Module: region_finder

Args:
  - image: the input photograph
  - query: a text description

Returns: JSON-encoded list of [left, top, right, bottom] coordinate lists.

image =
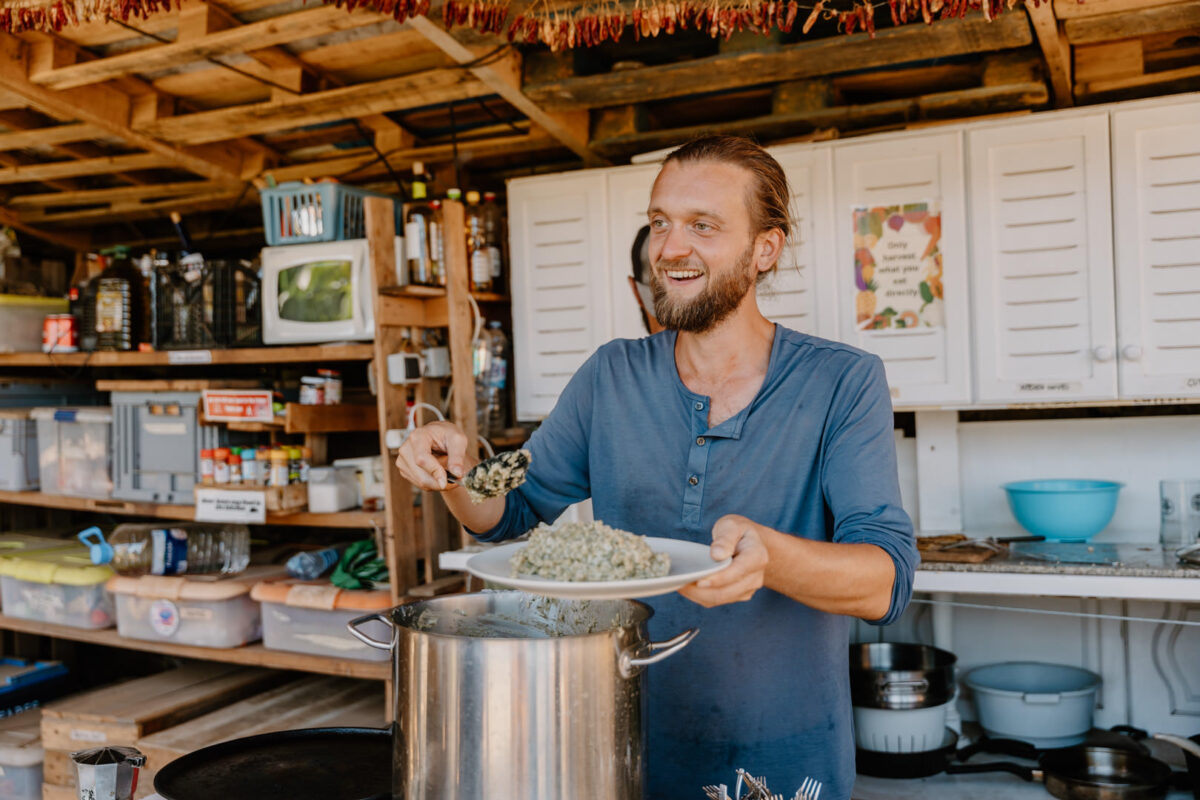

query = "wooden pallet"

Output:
[[39, 663, 284, 752]]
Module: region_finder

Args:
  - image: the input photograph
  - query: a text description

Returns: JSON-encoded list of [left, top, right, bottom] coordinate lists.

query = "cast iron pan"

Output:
[[154, 727, 392, 800]]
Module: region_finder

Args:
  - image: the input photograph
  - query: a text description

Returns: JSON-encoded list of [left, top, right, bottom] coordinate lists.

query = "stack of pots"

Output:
[[850, 643, 957, 755]]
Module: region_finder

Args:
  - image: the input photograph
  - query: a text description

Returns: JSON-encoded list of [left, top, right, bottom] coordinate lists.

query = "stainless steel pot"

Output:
[[348, 590, 697, 800], [850, 642, 957, 709]]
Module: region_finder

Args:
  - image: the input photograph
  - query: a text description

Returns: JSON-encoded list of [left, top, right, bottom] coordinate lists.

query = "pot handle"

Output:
[[346, 613, 395, 652], [879, 679, 929, 695], [945, 762, 1037, 782], [1153, 733, 1200, 762], [1022, 693, 1062, 705], [619, 628, 699, 678]]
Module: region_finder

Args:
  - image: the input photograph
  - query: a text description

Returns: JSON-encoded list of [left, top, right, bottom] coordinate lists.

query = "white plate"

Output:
[[465, 537, 732, 600]]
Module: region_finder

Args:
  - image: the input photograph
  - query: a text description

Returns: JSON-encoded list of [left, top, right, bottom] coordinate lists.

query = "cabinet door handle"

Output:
[[1092, 346, 1114, 362], [1121, 345, 1143, 362]]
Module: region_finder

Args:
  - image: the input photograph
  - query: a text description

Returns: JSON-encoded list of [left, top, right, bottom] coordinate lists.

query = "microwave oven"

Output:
[[260, 237, 404, 345]]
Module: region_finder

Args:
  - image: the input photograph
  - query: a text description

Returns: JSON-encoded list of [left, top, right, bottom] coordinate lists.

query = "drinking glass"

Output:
[[1159, 479, 1200, 548]]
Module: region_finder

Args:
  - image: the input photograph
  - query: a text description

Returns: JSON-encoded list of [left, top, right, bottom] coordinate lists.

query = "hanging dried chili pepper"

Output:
[[801, 0, 822, 33], [862, 1, 874, 37]]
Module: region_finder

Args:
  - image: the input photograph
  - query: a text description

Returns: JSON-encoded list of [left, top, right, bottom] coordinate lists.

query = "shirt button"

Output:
[[696, 437, 705, 446], [694, 402, 704, 410], [688, 475, 699, 486]]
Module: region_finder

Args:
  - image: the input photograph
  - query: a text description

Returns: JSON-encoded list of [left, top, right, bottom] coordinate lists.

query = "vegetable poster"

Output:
[[853, 202, 943, 331]]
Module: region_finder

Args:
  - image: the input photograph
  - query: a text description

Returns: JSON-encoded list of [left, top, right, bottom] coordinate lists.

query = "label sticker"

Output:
[[167, 350, 213, 365], [194, 488, 267, 524], [149, 599, 181, 638]]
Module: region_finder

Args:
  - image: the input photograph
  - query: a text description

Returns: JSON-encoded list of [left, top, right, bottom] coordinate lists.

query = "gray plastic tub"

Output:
[[965, 661, 1101, 749]]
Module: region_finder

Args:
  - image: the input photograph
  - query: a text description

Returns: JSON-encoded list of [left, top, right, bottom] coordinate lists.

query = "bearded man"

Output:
[[395, 134, 917, 800]]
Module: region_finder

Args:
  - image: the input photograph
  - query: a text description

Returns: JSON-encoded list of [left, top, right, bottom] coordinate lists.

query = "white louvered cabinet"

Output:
[[508, 172, 611, 421], [763, 144, 838, 338], [1112, 99, 1200, 399], [833, 130, 972, 407], [967, 114, 1117, 404]]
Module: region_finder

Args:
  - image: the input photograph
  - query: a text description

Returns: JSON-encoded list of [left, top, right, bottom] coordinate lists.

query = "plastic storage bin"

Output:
[[0, 549, 114, 629], [261, 182, 399, 246], [251, 580, 391, 661], [0, 713, 43, 800], [107, 567, 283, 648], [111, 391, 227, 505], [0, 296, 67, 354], [0, 658, 72, 717], [0, 411, 37, 491], [30, 407, 112, 499]]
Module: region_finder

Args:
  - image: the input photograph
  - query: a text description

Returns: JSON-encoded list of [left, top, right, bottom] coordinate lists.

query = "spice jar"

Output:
[[229, 452, 242, 485], [241, 449, 258, 486], [213, 448, 231, 485], [318, 369, 342, 404], [200, 449, 214, 485], [270, 449, 289, 488], [287, 447, 302, 484], [299, 446, 312, 483]]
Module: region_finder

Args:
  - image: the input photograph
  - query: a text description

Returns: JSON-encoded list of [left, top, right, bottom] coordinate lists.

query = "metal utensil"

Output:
[[795, 777, 822, 800], [940, 535, 1045, 553]]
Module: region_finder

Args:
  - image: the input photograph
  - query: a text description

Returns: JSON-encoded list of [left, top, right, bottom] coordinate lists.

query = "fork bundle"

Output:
[[700, 768, 823, 800]]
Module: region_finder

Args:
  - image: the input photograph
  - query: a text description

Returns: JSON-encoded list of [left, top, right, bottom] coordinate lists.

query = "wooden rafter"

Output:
[[139, 68, 492, 145], [1026, 0, 1074, 106], [0, 34, 246, 181], [523, 12, 1033, 111], [0, 150, 81, 192], [1063, 0, 1200, 43], [406, 17, 595, 161], [28, 6, 389, 91], [0, 152, 173, 184], [0, 206, 90, 250], [7, 179, 233, 208], [1053, 0, 1183, 18], [0, 121, 103, 151], [19, 188, 251, 222], [0, 110, 150, 187]]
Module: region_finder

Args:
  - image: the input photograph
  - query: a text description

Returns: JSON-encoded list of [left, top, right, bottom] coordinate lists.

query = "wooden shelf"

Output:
[[285, 403, 379, 434], [380, 285, 509, 303], [0, 490, 386, 529], [0, 614, 390, 680], [0, 344, 375, 368]]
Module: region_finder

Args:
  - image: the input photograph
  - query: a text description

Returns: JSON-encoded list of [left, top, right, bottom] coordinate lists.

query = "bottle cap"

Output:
[[430, 199, 442, 209], [77, 526, 114, 566], [488, 320, 502, 328], [412, 161, 425, 176], [214, 447, 230, 459], [288, 447, 302, 458], [242, 449, 256, 461], [484, 191, 497, 201], [230, 453, 241, 464], [201, 449, 213, 459], [447, 188, 462, 201], [466, 190, 481, 204]]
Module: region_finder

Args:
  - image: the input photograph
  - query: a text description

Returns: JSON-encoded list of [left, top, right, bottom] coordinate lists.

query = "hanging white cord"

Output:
[[407, 401, 445, 430], [910, 596, 1200, 628]]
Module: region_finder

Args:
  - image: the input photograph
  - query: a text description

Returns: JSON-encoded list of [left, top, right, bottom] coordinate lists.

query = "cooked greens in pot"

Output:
[[510, 521, 671, 582]]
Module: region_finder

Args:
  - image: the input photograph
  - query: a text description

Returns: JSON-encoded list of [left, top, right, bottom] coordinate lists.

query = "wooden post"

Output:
[[441, 198, 480, 549], [365, 196, 419, 600]]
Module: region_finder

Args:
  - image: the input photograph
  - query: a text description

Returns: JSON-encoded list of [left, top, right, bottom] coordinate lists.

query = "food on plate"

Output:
[[462, 449, 531, 503], [510, 520, 671, 582]]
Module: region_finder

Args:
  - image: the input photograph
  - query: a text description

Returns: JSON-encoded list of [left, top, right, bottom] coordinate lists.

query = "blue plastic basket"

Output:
[[261, 182, 400, 246]]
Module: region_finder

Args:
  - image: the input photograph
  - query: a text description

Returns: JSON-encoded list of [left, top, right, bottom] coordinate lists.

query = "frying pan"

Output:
[[153, 727, 392, 800], [946, 744, 1175, 800]]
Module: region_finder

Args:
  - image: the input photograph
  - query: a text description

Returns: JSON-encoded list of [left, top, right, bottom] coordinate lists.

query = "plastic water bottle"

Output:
[[79, 524, 250, 576], [286, 547, 341, 580], [482, 321, 509, 438]]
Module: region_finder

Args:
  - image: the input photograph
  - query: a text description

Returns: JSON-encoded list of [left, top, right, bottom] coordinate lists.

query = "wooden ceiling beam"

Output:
[[19, 188, 252, 223], [0, 151, 81, 192], [524, 12, 1032, 111], [8, 179, 236, 208], [1063, 0, 1200, 43], [0, 152, 175, 184], [1053, 0, 1183, 19], [139, 68, 491, 145], [28, 6, 389, 91], [1026, 0, 1074, 107], [0, 122, 105, 151], [405, 17, 597, 162], [0, 34, 246, 182], [0, 206, 90, 250]]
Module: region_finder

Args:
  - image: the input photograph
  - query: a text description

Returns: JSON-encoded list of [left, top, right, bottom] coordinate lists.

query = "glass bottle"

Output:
[[405, 162, 434, 286], [94, 246, 147, 351], [482, 191, 504, 291], [465, 191, 492, 293], [429, 199, 445, 287]]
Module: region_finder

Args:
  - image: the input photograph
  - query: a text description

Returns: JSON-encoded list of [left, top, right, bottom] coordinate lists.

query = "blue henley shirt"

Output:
[[472, 324, 918, 800]]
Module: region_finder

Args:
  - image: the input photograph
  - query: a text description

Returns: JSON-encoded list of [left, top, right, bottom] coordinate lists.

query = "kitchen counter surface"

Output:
[[918, 543, 1200, 578]]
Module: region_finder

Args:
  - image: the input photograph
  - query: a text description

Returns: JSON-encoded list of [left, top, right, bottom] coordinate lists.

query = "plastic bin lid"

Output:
[[0, 548, 113, 586], [0, 712, 43, 767], [250, 579, 392, 611], [106, 565, 288, 602], [0, 295, 67, 309], [29, 406, 113, 423], [0, 533, 81, 556], [0, 657, 69, 691]]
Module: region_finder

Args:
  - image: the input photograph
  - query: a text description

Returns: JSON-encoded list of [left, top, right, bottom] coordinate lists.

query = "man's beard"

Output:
[[651, 244, 756, 333]]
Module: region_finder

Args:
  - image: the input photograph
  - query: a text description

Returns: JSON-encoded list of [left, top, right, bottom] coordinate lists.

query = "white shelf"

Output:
[[853, 772, 1192, 800], [914, 570, 1200, 602]]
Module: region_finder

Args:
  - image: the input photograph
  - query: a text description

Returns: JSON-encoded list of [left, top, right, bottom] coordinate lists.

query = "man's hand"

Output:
[[679, 514, 769, 608], [393, 421, 473, 491]]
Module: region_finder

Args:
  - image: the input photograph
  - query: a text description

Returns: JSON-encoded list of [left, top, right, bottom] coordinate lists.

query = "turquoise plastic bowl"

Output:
[[1002, 479, 1124, 542]]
